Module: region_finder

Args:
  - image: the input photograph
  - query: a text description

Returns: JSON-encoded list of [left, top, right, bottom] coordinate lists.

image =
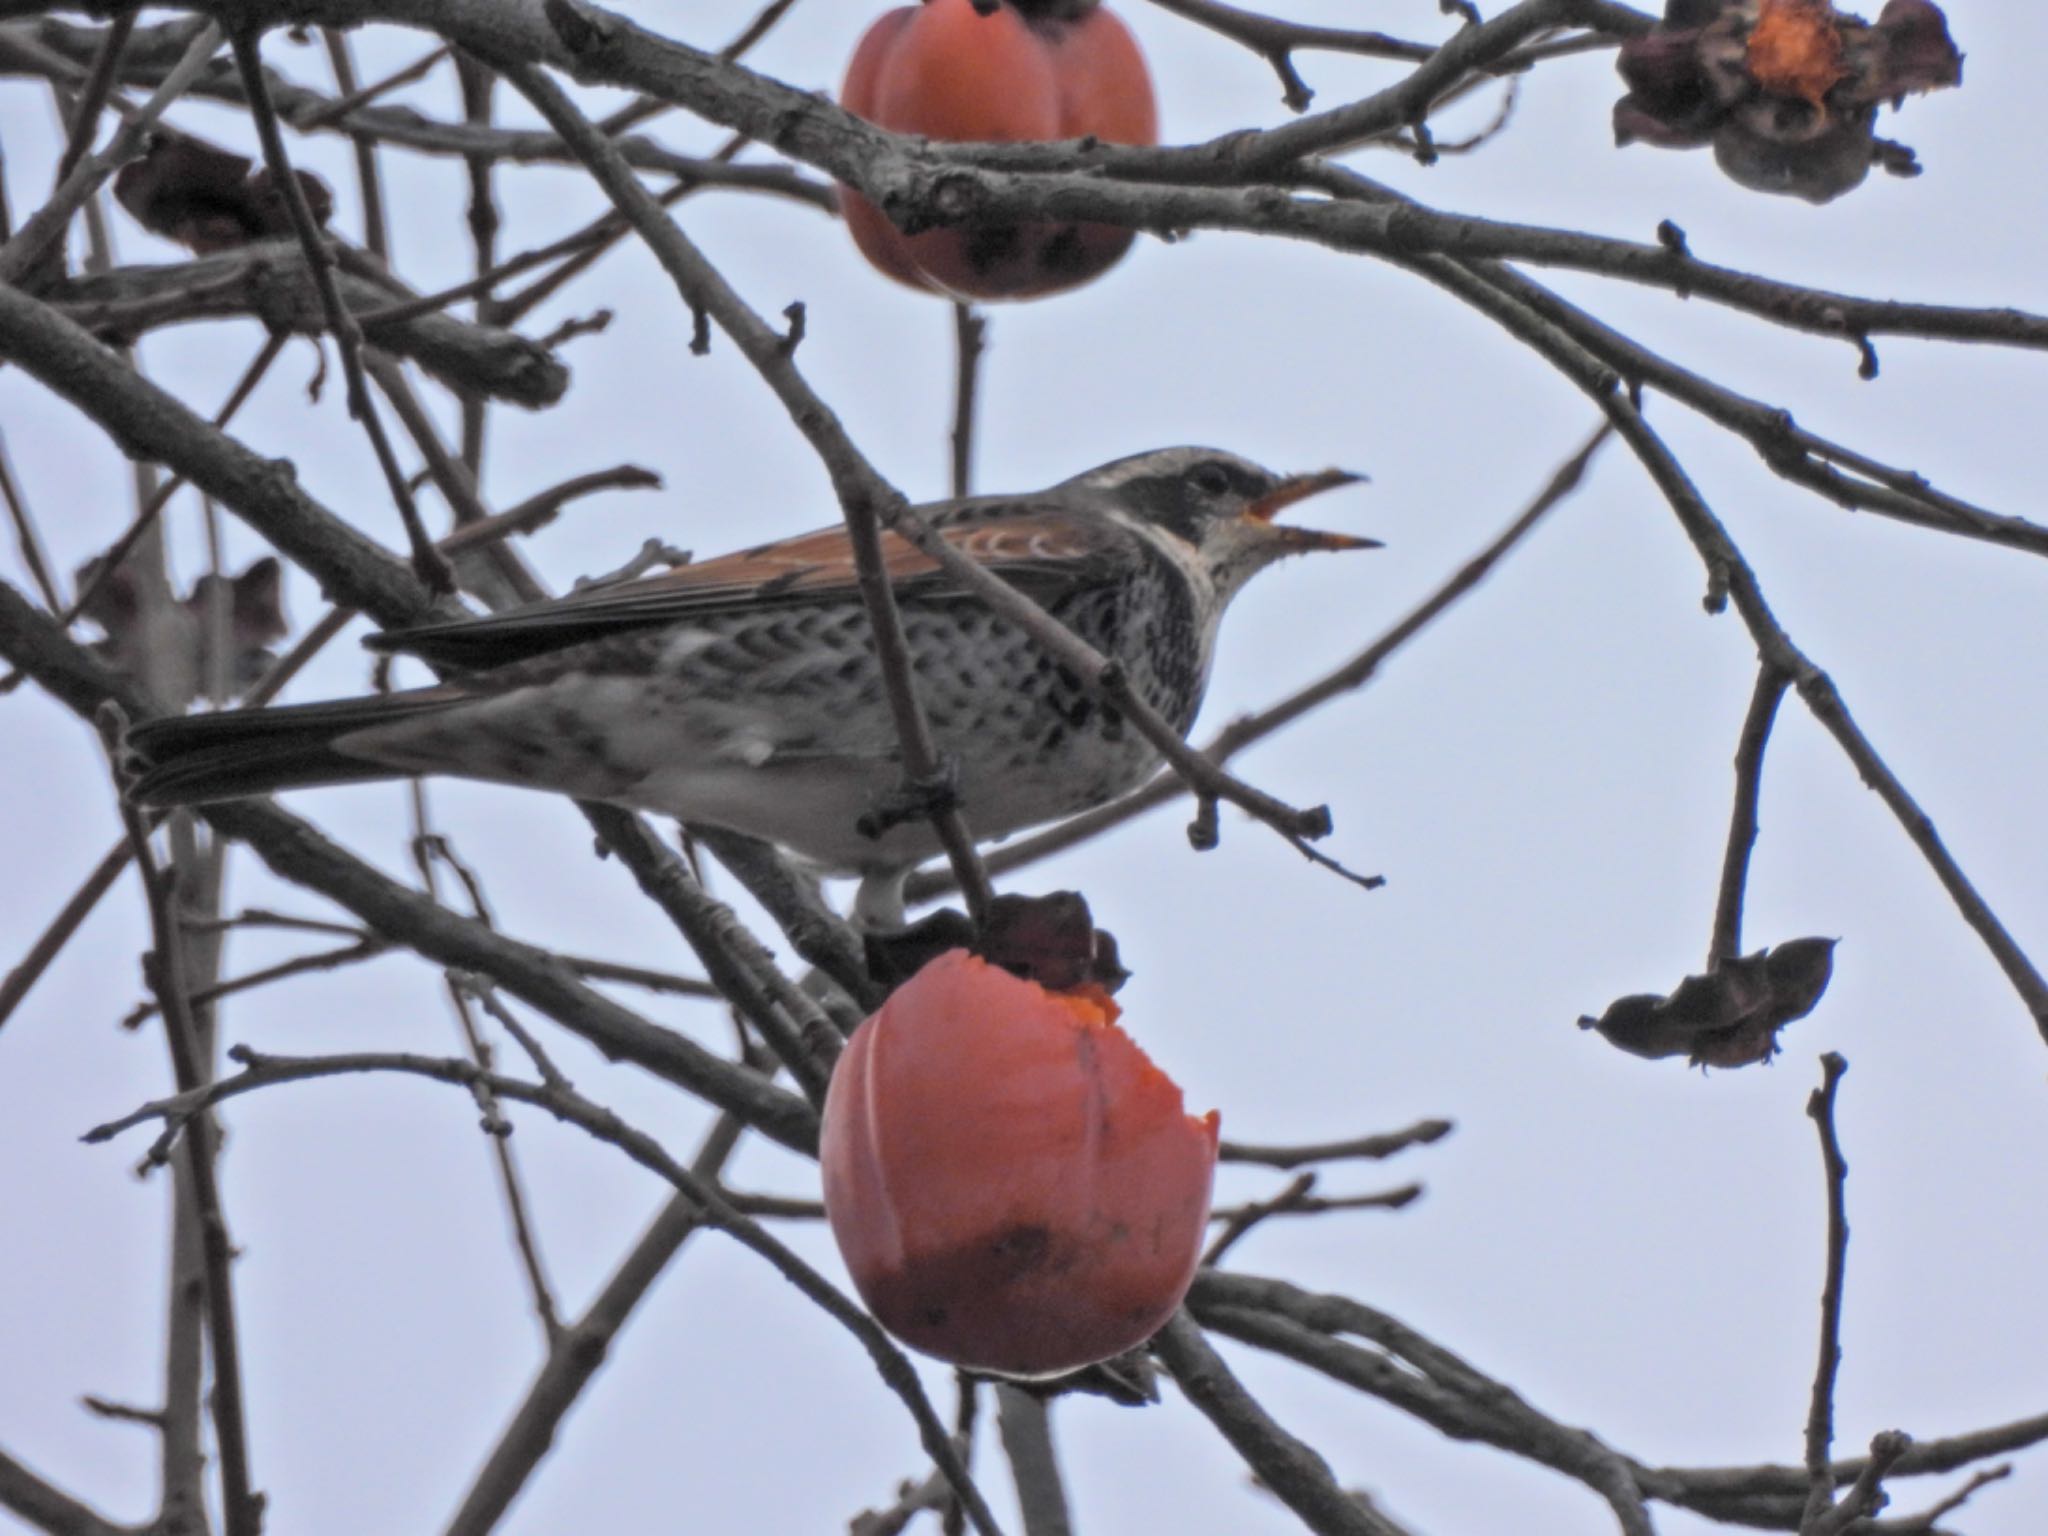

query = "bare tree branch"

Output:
[[1711, 665, 1791, 967], [85, 1040, 1007, 1536], [101, 726, 259, 1536], [1800, 1053, 1854, 1531], [47, 245, 570, 406], [0, 578, 820, 1153], [0, 1443, 135, 1536], [1154, 1311, 1415, 1536]]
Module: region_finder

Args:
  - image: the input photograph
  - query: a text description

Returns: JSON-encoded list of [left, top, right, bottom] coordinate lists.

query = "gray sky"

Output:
[[3, 2, 2045, 1532]]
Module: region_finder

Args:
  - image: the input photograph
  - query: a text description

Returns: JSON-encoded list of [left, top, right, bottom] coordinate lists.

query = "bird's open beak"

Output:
[[1245, 468, 1379, 551]]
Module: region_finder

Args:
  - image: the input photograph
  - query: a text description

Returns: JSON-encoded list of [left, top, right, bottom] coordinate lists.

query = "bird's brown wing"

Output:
[[368, 505, 1134, 672]]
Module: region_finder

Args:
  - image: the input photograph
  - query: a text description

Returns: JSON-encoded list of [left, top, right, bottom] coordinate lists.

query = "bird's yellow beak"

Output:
[[1245, 469, 1378, 551]]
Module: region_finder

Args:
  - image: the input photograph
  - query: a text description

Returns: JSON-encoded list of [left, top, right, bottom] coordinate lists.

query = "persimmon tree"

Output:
[[1, 3, 2044, 1535]]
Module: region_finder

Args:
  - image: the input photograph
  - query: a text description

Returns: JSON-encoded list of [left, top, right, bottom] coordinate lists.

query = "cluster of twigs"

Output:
[[2, 1, 2045, 1534]]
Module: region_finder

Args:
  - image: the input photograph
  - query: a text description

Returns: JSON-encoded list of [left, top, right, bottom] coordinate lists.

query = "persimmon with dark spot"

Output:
[[819, 949, 1218, 1377], [838, 0, 1158, 300]]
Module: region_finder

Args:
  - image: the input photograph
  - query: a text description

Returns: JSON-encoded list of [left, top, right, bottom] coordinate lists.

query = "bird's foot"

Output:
[[855, 758, 962, 841]]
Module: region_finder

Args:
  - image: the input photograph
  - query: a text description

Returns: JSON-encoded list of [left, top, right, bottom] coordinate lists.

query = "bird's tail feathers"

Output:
[[123, 691, 455, 807]]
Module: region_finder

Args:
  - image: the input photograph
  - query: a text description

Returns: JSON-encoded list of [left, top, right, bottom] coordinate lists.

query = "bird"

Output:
[[125, 447, 1374, 877]]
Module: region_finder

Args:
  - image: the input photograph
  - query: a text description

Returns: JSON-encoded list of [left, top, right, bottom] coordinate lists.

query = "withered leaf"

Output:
[[80, 555, 290, 710], [864, 890, 1129, 996], [115, 130, 333, 253], [1613, 0, 1962, 202], [1578, 937, 1838, 1068]]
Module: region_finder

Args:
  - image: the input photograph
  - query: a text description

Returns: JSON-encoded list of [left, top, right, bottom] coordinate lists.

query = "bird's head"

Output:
[[1064, 446, 1376, 598]]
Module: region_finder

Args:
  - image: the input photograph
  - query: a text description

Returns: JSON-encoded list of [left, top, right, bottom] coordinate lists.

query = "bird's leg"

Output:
[[854, 755, 962, 843], [851, 867, 910, 932]]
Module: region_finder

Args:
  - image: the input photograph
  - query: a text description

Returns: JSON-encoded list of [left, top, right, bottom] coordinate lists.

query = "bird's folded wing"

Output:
[[368, 509, 1134, 672]]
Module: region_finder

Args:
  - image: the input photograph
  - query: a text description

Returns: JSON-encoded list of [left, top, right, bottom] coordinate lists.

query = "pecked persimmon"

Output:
[[838, 0, 1158, 300], [819, 949, 1218, 1377]]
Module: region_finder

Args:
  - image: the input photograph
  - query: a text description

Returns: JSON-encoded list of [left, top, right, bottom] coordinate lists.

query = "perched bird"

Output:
[[126, 447, 1373, 875]]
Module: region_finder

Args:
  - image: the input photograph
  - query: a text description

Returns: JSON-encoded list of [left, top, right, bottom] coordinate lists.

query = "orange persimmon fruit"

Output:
[[1747, 0, 1848, 108], [819, 949, 1218, 1376], [838, 0, 1158, 300]]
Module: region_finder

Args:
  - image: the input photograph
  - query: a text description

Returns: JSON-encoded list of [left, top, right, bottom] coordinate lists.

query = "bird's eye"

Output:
[[1190, 463, 1232, 497]]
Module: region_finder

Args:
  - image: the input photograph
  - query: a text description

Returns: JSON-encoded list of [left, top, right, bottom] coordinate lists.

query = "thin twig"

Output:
[[942, 1372, 981, 1536], [949, 302, 984, 500], [239, 457, 642, 715], [59, 330, 286, 634], [363, 348, 545, 604], [0, 20, 221, 285], [42, 248, 568, 407], [1154, 1311, 1413, 1536], [1203, 1172, 1318, 1266], [1211, 1185, 1421, 1225], [1711, 665, 1790, 967], [1190, 1270, 1656, 1536], [0, 837, 135, 1031], [321, 30, 391, 261], [298, 43, 452, 130], [1386, 242, 2048, 1046], [0, 1444, 129, 1536], [1801, 1053, 1853, 1532], [97, 711, 259, 1536], [350, 143, 749, 328], [696, 826, 880, 1011], [1220, 1118, 1453, 1169], [409, 782, 563, 1340], [587, 0, 801, 136], [241, 602, 356, 709], [454, 49, 499, 474], [912, 423, 1609, 900], [123, 936, 390, 1027], [0, 429, 63, 609], [89, 1042, 1006, 1536], [1811, 1430, 1911, 1536], [480, 463, 661, 542], [80, 1394, 167, 1429], [189, 907, 371, 940], [996, 1386, 1072, 1536], [1899, 1463, 2012, 1529], [227, 27, 453, 593], [719, 0, 805, 63], [444, 1110, 752, 1535], [496, 52, 999, 927], [51, 11, 136, 184], [558, 954, 718, 998], [495, 135, 758, 321], [1, 556, 819, 1156], [853, 1459, 961, 1536], [580, 804, 841, 1104], [1143, 0, 1440, 111], [119, 924, 717, 1017]]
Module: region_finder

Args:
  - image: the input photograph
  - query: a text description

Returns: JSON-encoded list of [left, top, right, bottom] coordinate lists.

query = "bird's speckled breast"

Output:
[[343, 540, 1213, 873]]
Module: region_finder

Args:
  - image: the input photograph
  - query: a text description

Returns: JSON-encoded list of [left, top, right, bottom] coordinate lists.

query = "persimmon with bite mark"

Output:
[[819, 949, 1218, 1377], [838, 0, 1158, 300]]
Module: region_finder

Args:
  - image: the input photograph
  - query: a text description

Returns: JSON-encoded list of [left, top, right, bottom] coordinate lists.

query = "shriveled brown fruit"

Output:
[[864, 888, 1127, 994], [115, 130, 333, 253], [1613, 0, 1962, 202], [1578, 937, 1838, 1068]]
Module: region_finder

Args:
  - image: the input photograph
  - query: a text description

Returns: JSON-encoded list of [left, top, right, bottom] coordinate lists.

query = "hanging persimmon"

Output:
[[838, 0, 1158, 300], [819, 949, 1218, 1377]]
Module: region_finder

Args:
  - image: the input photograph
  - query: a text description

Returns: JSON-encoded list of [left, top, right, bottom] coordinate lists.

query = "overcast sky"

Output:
[[3, 2, 2046, 1533]]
